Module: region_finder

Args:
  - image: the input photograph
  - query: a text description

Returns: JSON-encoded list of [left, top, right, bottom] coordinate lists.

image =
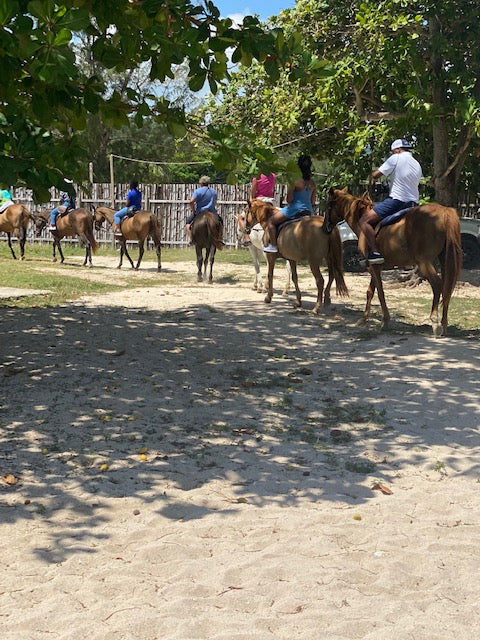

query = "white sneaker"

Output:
[[48, 226, 56, 231], [263, 243, 278, 253]]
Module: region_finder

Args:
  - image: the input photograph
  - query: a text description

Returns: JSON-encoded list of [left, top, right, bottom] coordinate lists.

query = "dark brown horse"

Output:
[[245, 199, 348, 314], [324, 187, 462, 335], [0, 204, 33, 260], [94, 206, 162, 271], [191, 211, 224, 283], [35, 208, 98, 266]]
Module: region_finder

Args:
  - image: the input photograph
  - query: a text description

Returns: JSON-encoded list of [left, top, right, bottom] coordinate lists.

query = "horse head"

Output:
[[93, 207, 106, 231], [34, 212, 48, 237]]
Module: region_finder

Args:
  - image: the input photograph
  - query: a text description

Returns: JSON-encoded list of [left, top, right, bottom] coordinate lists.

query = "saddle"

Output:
[[376, 204, 417, 232], [278, 210, 311, 234]]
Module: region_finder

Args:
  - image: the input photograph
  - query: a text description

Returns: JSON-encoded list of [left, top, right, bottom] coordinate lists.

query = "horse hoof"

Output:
[[264, 296, 272, 304]]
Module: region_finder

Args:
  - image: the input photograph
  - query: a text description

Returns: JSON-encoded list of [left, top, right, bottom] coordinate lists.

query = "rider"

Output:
[[359, 138, 422, 264], [49, 179, 77, 231], [114, 180, 142, 236], [251, 172, 276, 205], [0, 188, 14, 213], [186, 176, 221, 243], [263, 154, 316, 253]]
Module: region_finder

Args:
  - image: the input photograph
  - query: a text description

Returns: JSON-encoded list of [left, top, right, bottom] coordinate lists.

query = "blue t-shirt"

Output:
[[0, 189, 12, 203], [126, 188, 142, 210], [192, 186, 217, 214]]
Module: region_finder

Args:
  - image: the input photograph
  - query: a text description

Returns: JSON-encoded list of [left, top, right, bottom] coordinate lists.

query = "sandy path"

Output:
[[1, 254, 479, 639]]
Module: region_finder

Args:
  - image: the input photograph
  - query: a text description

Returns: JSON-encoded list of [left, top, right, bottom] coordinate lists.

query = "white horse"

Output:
[[236, 211, 291, 294]]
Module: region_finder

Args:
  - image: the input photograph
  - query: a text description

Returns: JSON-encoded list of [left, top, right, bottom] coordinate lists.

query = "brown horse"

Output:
[[35, 208, 98, 267], [191, 211, 224, 283], [324, 187, 462, 335], [245, 199, 348, 313], [94, 207, 162, 272], [0, 204, 33, 260]]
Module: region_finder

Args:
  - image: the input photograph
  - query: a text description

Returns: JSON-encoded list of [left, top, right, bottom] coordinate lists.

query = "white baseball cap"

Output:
[[391, 139, 412, 151]]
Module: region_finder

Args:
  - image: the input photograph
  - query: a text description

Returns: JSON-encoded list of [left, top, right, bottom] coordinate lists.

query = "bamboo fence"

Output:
[[7, 182, 480, 249]]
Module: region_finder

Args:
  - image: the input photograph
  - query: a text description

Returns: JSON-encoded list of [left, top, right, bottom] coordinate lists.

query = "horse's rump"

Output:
[[192, 211, 223, 250]]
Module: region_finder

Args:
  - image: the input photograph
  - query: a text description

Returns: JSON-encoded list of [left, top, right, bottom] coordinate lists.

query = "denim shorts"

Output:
[[373, 197, 417, 219]]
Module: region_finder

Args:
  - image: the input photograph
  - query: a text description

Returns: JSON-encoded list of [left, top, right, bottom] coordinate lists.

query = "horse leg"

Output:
[[417, 260, 443, 336], [155, 241, 162, 272], [249, 245, 261, 291], [309, 262, 325, 314], [323, 265, 334, 307], [117, 242, 125, 269], [122, 243, 135, 269], [19, 227, 26, 260], [135, 240, 145, 270], [6, 233, 16, 260], [54, 239, 65, 264], [196, 247, 203, 281], [289, 260, 302, 308], [208, 247, 216, 283], [264, 253, 276, 304], [283, 260, 291, 297], [366, 266, 390, 329], [359, 273, 377, 325]]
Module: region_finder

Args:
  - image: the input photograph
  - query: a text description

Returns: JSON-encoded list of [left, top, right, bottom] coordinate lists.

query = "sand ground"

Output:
[[1, 254, 479, 639]]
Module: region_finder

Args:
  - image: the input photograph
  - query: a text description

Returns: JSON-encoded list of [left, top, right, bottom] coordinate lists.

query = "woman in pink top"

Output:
[[251, 173, 276, 204]]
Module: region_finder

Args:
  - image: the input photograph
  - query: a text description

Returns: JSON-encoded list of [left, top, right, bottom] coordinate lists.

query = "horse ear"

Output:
[[341, 187, 348, 194]]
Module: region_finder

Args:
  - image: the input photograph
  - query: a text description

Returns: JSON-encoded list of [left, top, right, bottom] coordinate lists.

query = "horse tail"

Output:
[[21, 205, 34, 227], [149, 214, 162, 245], [85, 223, 98, 254], [209, 213, 224, 250], [440, 207, 462, 306], [328, 227, 349, 297]]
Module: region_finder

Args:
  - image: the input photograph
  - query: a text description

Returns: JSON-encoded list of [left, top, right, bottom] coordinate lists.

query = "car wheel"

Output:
[[343, 241, 366, 273], [461, 234, 480, 269]]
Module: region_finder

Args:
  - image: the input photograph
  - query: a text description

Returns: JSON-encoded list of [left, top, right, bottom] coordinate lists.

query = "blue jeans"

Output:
[[50, 207, 60, 226], [114, 206, 135, 224]]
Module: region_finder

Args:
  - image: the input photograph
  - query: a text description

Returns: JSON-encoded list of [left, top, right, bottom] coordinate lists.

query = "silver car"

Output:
[[338, 217, 480, 271]]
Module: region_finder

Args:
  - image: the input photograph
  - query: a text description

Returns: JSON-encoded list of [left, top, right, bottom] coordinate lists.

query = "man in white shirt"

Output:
[[359, 139, 422, 264]]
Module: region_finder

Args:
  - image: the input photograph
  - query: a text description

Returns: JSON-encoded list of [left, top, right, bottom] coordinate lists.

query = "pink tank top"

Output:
[[253, 173, 276, 198]]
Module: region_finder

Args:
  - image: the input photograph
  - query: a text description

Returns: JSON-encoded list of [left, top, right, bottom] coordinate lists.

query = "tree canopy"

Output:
[[206, 0, 480, 204], [0, 0, 317, 200]]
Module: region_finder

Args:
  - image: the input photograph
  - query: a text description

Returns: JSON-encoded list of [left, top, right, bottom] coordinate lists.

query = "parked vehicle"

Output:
[[338, 217, 480, 271]]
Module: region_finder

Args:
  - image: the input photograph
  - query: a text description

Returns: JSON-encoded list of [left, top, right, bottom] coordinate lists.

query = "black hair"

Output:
[[130, 180, 139, 189], [298, 154, 312, 181]]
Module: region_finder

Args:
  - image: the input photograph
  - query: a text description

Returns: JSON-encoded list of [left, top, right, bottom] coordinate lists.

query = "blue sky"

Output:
[[213, 0, 295, 22]]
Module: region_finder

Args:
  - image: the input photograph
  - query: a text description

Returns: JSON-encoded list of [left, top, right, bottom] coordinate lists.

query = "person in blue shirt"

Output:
[[48, 180, 77, 230], [114, 180, 142, 236], [263, 154, 317, 253], [186, 176, 219, 242]]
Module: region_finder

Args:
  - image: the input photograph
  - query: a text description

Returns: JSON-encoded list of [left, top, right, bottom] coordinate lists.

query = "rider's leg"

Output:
[[49, 207, 59, 229], [114, 208, 128, 235], [264, 211, 287, 252], [358, 207, 381, 256]]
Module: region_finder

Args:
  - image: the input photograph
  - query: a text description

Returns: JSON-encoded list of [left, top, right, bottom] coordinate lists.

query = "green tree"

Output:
[[0, 0, 308, 200], [207, 0, 480, 204]]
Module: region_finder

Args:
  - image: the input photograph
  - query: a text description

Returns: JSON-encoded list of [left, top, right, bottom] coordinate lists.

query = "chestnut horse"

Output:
[[35, 208, 98, 267], [323, 187, 462, 336], [236, 210, 291, 295], [245, 199, 348, 314], [94, 207, 162, 272], [0, 204, 33, 260], [191, 211, 224, 283]]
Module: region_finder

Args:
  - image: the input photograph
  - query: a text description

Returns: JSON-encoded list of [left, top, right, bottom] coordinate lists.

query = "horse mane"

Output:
[[248, 199, 276, 226]]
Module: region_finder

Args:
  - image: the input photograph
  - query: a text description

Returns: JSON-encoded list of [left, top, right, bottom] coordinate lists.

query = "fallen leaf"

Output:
[[4, 473, 18, 485], [372, 483, 393, 495], [236, 497, 248, 504], [232, 428, 255, 436]]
